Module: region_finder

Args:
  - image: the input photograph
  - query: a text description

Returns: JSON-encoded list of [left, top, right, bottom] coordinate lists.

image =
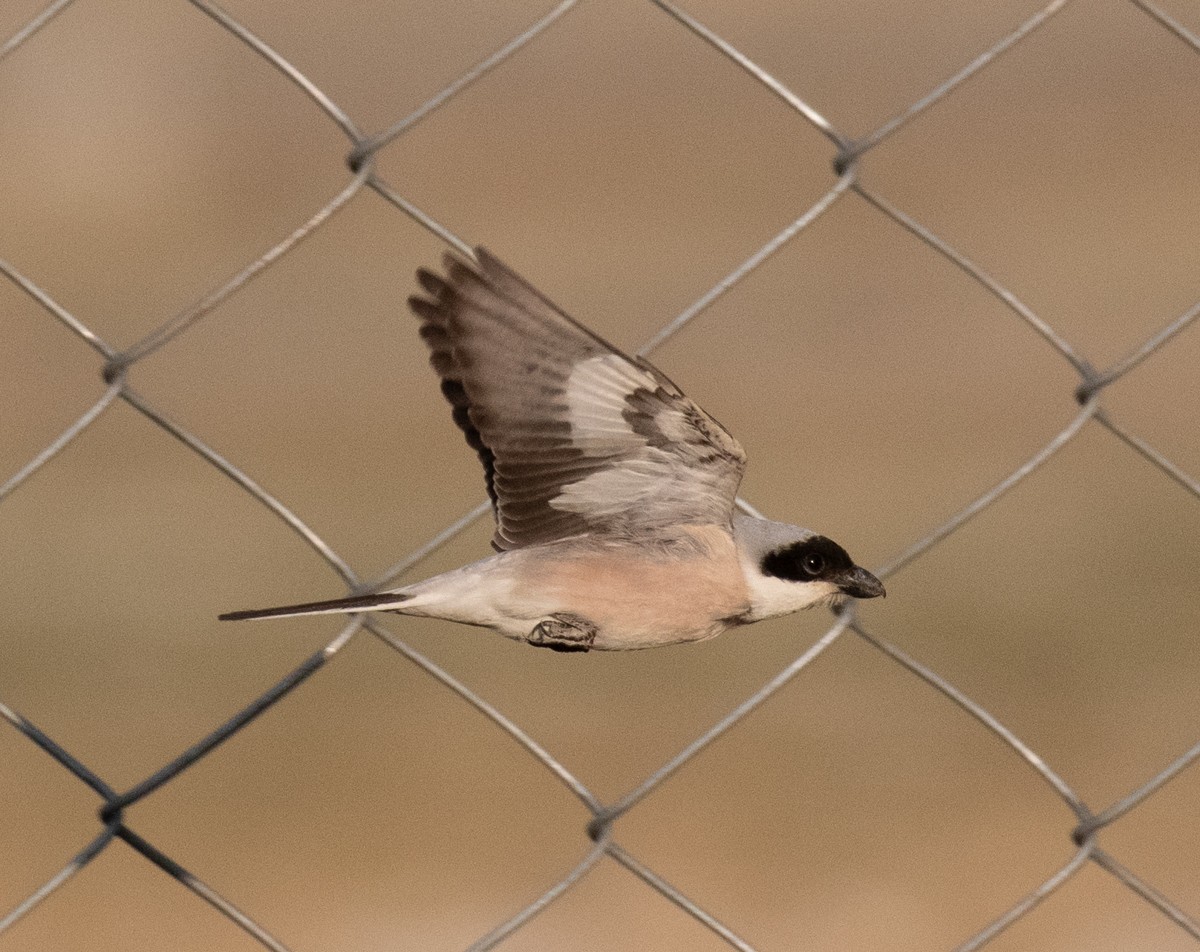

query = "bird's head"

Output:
[[734, 514, 885, 619]]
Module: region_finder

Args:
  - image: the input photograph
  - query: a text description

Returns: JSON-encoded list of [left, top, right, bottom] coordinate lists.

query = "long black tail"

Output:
[[219, 590, 411, 622]]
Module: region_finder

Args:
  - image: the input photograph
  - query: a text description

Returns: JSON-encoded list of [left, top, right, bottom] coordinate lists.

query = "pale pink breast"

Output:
[[535, 527, 749, 648]]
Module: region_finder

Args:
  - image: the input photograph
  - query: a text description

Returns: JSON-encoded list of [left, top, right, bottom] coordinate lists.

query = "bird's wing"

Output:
[[409, 248, 747, 551]]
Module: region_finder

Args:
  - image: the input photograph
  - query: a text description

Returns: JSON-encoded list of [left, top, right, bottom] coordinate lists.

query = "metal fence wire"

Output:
[[2, 0, 1199, 949]]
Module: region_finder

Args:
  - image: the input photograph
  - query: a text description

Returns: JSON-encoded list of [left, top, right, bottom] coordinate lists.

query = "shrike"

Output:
[[221, 249, 884, 651]]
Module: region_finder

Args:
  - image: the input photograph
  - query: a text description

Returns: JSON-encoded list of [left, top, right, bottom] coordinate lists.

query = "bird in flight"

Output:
[[220, 249, 884, 651]]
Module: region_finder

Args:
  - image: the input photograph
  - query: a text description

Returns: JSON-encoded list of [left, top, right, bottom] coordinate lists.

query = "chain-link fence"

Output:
[[2, 0, 1198, 949]]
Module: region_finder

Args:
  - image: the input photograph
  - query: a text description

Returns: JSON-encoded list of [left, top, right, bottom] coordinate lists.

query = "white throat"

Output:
[[732, 512, 838, 620]]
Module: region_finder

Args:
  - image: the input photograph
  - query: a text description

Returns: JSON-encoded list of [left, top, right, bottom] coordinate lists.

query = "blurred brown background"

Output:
[[2, 0, 1198, 950]]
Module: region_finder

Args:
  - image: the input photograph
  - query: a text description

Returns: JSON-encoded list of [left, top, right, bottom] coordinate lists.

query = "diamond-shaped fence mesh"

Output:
[[2, 1, 1198, 950]]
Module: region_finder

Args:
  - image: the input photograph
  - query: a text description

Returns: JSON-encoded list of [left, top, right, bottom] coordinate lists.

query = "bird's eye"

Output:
[[802, 553, 824, 576]]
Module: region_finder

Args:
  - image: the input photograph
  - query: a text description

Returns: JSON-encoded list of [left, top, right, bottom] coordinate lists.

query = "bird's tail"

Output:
[[219, 590, 412, 622]]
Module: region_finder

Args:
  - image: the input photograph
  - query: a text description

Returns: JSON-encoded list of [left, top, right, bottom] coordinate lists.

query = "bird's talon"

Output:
[[529, 612, 597, 652]]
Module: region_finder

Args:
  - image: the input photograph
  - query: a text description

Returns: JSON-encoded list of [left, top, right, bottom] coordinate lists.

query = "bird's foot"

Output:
[[528, 612, 597, 653]]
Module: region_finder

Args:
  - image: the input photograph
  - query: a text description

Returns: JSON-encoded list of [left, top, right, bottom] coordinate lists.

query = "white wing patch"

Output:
[[561, 355, 646, 454], [549, 354, 742, 525], [551, 460, 660, 518], [551, 355, 649, 517]]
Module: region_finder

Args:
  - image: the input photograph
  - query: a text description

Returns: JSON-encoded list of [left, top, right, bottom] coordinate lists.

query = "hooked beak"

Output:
[[836, 565, 886, 600]]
